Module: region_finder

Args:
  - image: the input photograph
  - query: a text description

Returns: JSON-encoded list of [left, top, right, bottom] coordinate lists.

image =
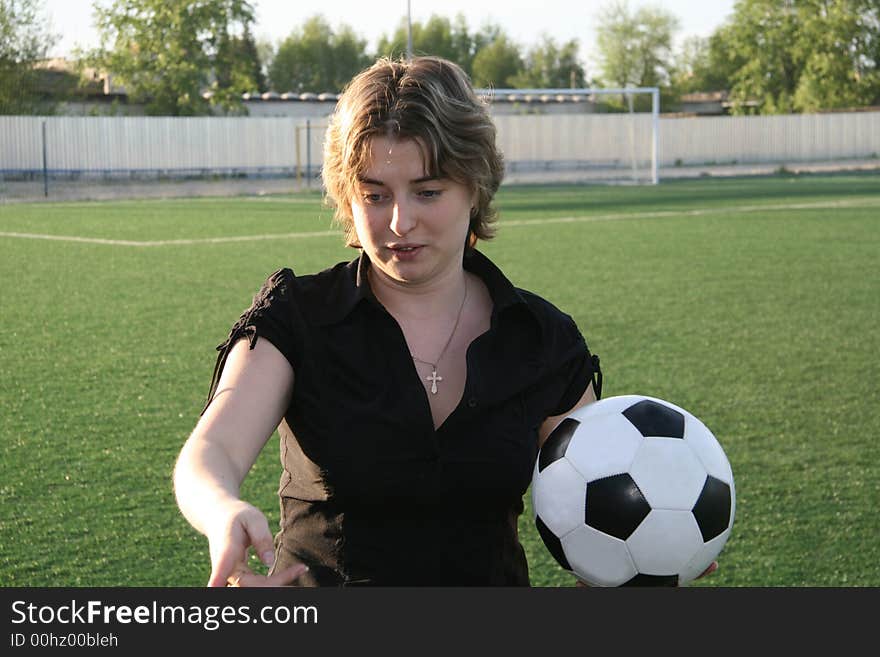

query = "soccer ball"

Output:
[[532, 394, 735, 586]]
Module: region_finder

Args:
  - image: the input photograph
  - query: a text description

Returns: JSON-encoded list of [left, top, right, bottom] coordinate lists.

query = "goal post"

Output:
[[294, 118, 328, 188], [477, 87, 660, 185]]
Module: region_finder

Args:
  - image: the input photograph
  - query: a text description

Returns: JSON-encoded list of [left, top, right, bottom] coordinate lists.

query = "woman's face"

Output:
[[351, 135, 475, 289]]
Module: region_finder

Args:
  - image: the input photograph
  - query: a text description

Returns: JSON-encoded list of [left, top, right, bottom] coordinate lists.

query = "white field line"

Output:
[[20, 195, 325, 209], [1, 197, 877, 247], [0, 229, 338, 246], [503, 197, 880, 228]]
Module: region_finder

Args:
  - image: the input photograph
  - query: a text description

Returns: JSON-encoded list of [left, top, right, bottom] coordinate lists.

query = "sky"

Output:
[[43, 0, 737, 70]]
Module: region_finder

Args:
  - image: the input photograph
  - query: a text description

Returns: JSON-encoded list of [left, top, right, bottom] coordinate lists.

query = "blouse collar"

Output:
[[311, 249, 537, 328]]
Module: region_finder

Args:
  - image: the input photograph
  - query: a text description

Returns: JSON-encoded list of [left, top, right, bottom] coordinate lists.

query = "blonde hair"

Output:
[[322, 56, 505, 247]]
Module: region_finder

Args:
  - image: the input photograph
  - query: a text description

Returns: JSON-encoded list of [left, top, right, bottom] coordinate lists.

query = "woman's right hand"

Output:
[[205, 500, 284, 587], [226, 560, 309, 587]]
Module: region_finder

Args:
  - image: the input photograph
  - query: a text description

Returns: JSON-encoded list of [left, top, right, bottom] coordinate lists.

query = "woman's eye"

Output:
[[362, 192, 385, 203], [418, 189, 441, 199]]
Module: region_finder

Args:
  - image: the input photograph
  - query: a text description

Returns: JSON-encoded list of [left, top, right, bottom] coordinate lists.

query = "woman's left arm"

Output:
[[537, 381, 598, 449]]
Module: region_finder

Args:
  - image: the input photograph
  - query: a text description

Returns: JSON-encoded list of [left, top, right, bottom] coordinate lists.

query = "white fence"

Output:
[[494, 113, 655, 172], [1, 110, 879, 180], [661, 112, 880, 165], [0, 115, 323, 177]]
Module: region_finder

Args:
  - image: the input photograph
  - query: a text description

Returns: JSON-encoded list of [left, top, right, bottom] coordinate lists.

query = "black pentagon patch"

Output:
[[622, 573, 680, 587], [538, 417, 579, 472], [585, 473, 651, 540], [622, 399, 685, 438], [535, 515, 571, 571], [692, 475, 732, 542]]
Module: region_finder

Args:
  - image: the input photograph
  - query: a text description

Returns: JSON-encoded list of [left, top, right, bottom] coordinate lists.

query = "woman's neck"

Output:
[[368, 264, 469, 322]]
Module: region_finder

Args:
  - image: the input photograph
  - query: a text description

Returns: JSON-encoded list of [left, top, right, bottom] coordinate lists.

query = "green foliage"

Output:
[[510, 36, 586, 89], [594, 0, 679, 111], [722, 0, 804, 114], [373, 12, 500, 77], [83, 0, 260, 116], [375, 13, 475, 66], [0, 0, 58, 114], [1, 176, 879, 586], [671, 28, 745, 98], [595, 0, 679, 89], [717, 0, 880, 114], [215, 24, 266, 95], [69, 2, 880, 114], [268, 15, 370, 94], [605, 0, 880, 114], [372, 13, 585, 91], [471, 33, 523, 88]]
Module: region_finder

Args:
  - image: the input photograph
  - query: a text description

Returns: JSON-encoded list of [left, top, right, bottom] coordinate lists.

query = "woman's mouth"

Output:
[[389, 244, 423, 259]]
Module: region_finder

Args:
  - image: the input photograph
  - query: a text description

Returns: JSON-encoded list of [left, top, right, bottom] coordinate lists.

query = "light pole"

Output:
[[407, 0, 413, 59]]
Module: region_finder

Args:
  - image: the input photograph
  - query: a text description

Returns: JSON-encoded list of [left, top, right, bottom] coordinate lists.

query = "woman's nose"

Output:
[[389, 199, 416, 236]]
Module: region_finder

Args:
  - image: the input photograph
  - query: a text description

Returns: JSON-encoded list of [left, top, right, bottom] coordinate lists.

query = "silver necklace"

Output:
[[411, 280, 469, 395]]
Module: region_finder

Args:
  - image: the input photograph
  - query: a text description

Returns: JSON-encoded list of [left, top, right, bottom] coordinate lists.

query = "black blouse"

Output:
[[205, 249, 601, 586]]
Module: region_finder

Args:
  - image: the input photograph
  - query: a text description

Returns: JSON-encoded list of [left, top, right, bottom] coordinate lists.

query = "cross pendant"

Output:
[[426, 368, 443, 395]]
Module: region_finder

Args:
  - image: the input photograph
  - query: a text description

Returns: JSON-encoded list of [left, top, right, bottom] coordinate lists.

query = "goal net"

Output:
[[479, 87, 660, 185]]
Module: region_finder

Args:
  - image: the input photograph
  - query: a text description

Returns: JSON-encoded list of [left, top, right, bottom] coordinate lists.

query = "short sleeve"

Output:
[[201, 268, 305, 414], [542, 312, 603, 418], [548, 337, 602, 417]]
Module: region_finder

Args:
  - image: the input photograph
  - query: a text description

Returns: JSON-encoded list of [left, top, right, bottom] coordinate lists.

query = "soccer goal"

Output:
[[478, 87, 660, 185]]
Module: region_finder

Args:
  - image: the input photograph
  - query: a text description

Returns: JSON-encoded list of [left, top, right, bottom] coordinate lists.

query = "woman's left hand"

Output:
[[698, 561, 718, 579], [575, 561, 718, 587]]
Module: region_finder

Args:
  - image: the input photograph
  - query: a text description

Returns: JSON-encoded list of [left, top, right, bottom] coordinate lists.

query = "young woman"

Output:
[[173, 56, 602, 586]]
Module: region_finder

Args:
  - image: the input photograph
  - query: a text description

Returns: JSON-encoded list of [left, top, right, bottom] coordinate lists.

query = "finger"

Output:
[[695, 561, 719, 580], [267, 563, 309, 586], [225, 561, 254, 588], [241, 515, 276, 568], [231, 563, 309, 588], [208, 549, 245, 588]]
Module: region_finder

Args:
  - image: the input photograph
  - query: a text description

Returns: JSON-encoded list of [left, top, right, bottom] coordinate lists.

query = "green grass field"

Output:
[[1, 173, 878, 587]]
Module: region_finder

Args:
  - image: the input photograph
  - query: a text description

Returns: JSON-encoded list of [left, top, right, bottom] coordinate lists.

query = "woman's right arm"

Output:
[[173, 336, 302, 587]]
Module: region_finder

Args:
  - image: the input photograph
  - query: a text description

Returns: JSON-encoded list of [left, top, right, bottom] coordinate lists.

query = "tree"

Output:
[[85, 0, 259, 116], [718, 0, 803, 114], [268, 15, 369, 93], [449, 14, 480, 74], [471, 33, 523, 88], [216, 24, 266, 94], [374, 16, 585, 90], [718, 0, 880, 114], [374, 13, 517, 77], [0, 0, 58, 114], [671, 26, 745, 97], [254, 36, 275, 91], [376, 14, 463, 64], [594, 0, 679, 108], [511, 35, 586, 89]]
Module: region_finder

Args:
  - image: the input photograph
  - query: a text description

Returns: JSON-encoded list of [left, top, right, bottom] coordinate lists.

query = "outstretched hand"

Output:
[[205, 501, 287, 587]]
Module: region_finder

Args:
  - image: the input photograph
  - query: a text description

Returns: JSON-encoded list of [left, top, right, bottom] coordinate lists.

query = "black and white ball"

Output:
[[532, 395, 735, 586]]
